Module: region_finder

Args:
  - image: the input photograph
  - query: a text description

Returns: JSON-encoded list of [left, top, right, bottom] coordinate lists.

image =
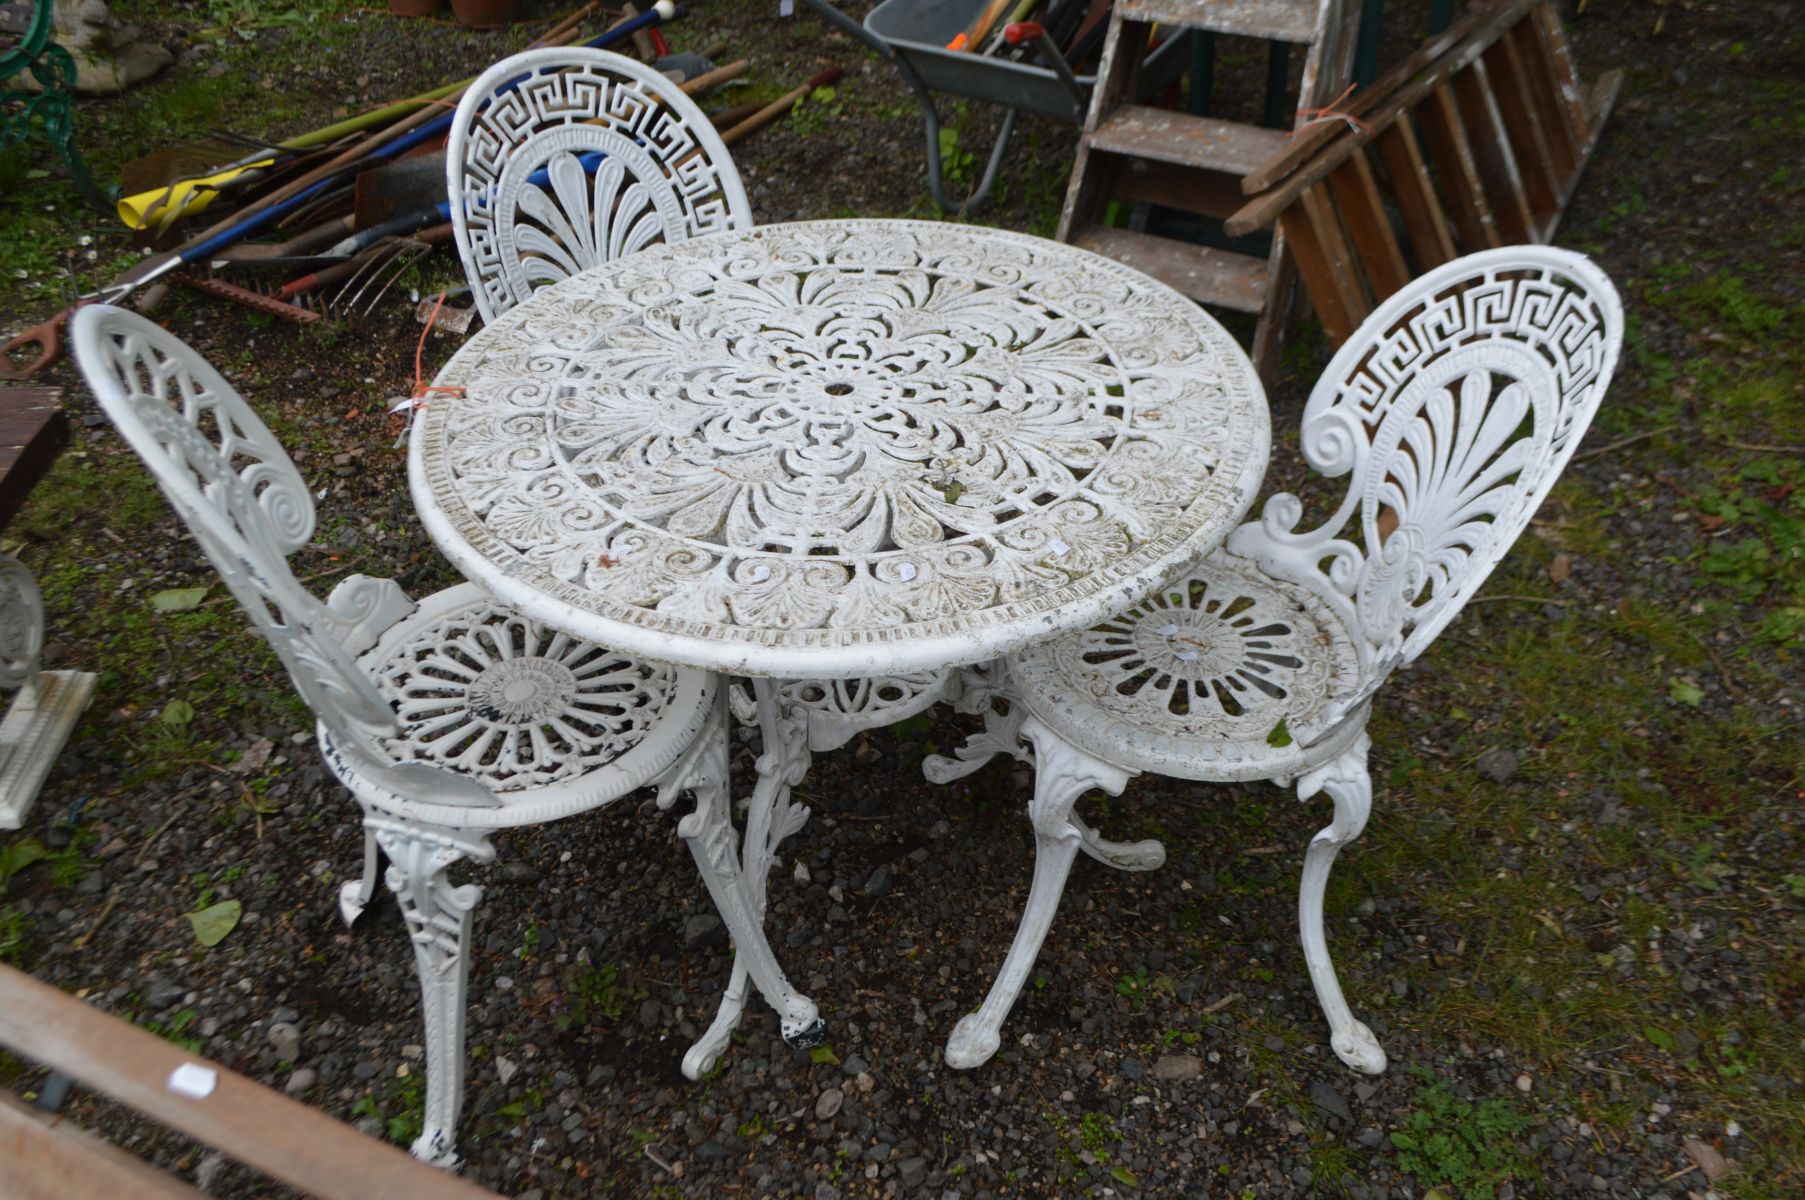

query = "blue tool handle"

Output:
[[177, 4, 675, 269]]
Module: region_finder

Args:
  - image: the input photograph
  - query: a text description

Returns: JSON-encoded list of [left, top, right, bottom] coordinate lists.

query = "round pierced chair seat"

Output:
[[1008, 550, 1367, 783], [320, 584, 716, 828]]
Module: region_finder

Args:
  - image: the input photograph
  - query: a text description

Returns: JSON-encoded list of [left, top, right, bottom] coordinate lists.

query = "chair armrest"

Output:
[[324, 575, 417, 657]]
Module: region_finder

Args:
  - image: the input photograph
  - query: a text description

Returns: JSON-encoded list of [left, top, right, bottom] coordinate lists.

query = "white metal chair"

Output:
[[924, 246, 1624, 1071], [447, 46, 753, 325], [71, 305, 823, 1168]]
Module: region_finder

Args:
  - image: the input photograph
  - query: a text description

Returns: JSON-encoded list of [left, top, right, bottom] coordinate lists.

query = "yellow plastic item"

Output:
[[117, 159, 276, 231]]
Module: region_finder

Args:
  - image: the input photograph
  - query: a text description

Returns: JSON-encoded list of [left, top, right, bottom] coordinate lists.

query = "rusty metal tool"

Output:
[[176, 274, 321, 324]]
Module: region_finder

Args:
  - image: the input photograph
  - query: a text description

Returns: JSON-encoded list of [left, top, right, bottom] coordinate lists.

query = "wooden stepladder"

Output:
[[1224, 0, 1622, 347], [1057, 0, 1358, 380]]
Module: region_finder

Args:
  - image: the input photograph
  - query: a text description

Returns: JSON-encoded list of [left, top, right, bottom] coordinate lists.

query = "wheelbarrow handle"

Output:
[[1005, 22, 1083, 103], [794, 0, 894, 60]]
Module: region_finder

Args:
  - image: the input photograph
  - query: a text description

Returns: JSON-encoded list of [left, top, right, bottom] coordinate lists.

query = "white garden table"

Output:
[[408, 218, 1270, 1073]]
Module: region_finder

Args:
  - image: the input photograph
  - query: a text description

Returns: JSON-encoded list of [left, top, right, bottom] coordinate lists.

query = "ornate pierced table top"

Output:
[[411, 219, 1269, 678]]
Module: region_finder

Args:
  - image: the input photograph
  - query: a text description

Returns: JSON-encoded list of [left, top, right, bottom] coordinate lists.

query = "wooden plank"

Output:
[[0, 1091, 206, 1200], [1085, 15, 1147, 131], [1225, 0, 1543, 235], [1451, 60, 1535, 243], [1250, 237, 1297, 383], [1415, 83, 1499, 250], [1110, 158, 1257, 221], [0, 964, 497, 1200], [1072, 225, 1270, 312], [1542, 68, 1623, 241], [1117, 0, 1318, 44], [1531, 0, 1592, 142], [1485, 35, 1561, 233], [0, 387, 68, 534], [1058, 14, 1146, 242], [1241, 0, 1539, 193], [1280, 209, 1354, 344], [1373, 120, 1457, 269], [1325, 152, 1410, 300], [1506, 16, 1577, 178], [1087, 106, 1292, 176], [1286, 185, 1366, 341]]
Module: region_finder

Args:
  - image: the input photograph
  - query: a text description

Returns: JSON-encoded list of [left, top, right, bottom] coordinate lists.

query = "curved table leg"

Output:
[[683, 678, 825, 1079]]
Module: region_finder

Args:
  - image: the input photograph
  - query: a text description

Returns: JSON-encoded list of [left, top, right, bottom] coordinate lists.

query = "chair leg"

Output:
[[1292, 733, 1387, 1074], [1070, 808, 1166, 872], [921, 662, 1030, 785], [337, 820, 382, 926], [669, 686, 823, 1079], [369, 817, 496, 1168], [946, 716, 1134, 1069]]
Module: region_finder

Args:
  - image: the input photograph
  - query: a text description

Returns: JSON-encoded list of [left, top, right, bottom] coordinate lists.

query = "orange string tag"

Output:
[[1292, 83, 1372, 136]]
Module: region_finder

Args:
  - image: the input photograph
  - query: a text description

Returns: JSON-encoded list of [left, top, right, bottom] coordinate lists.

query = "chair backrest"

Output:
[[70, 306, 408, 780], [448, 46, 753, 325], [1227, 246, 1622, 734]]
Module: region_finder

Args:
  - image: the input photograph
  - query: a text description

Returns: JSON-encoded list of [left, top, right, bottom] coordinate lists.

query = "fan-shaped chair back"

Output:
[[1227, 246, 1622, 731], [448, 46, 753, 324]]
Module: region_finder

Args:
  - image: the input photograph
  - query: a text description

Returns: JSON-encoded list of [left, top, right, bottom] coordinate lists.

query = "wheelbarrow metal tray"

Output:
[[865, 0, 1096, 124]]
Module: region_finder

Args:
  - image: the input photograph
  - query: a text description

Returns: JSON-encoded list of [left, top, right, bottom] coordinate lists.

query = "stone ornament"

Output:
[[926, 247, 1624, 1072], [72, 306, 824, 1168], [416, 218, 1271, 679], [0, 557, 43, 691], [447, 46, 753, 326], [0, 551, 97, 830]]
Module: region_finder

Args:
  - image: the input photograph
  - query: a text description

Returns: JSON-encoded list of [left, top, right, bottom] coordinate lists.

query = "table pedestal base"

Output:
[[684, 677, 826, 1078]]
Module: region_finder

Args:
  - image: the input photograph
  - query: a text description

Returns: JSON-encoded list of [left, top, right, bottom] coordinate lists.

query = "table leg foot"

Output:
[[683, 962, 749, 1080], [782, 1013, 828, 1049]]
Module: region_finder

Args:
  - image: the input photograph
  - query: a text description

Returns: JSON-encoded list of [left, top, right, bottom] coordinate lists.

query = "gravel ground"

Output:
[[2, 2, 1802, 1198]]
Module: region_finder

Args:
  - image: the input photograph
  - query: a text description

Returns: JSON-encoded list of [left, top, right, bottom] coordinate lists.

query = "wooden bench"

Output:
[[0, 386, 96, 830], [0, 964, 498, 1198]]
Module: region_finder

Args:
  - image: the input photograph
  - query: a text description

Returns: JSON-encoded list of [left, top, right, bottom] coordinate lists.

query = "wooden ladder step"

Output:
[[1073, 226, 1270, 312], [1117, 0, 1320, 43], [1087, 106, 1293, 177]]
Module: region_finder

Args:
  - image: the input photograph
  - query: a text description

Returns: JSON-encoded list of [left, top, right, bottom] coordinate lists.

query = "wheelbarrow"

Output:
[[799, 0, 1101, 213]]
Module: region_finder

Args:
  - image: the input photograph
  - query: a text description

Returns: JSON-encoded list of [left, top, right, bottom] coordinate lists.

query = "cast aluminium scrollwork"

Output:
[[415, 219, 1270, 678], [680, 678, 824, 1079], [932, 248, 1624, 1071], [448, 47, 752, 326], [370, 816, 497, 1168]]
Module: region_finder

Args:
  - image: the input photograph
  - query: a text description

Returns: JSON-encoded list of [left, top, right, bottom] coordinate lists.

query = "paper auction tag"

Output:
[[167, 1062, 217, 1099]]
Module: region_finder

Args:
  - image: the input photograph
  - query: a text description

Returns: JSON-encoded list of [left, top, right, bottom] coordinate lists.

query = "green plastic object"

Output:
[[1, 0, 117, 213]]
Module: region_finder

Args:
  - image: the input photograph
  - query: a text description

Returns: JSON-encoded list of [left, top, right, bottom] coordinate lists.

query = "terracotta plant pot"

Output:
[[388, 0, 445, 15], [449, 0, 519, 28]]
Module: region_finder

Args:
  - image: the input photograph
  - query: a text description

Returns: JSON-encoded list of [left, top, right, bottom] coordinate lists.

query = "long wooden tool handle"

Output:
[[679, 58, 749, 96], [720, 67, 843, 146]]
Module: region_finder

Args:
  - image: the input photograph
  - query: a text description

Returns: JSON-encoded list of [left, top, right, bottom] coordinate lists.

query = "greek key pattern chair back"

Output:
[[1226, 246, 1623, 735], [70, 306, 408, 780], [448, 47, 753, 325]]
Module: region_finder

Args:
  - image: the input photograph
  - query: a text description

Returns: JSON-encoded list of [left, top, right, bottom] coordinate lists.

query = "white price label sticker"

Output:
[[167, 1063, 217, 1100]]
